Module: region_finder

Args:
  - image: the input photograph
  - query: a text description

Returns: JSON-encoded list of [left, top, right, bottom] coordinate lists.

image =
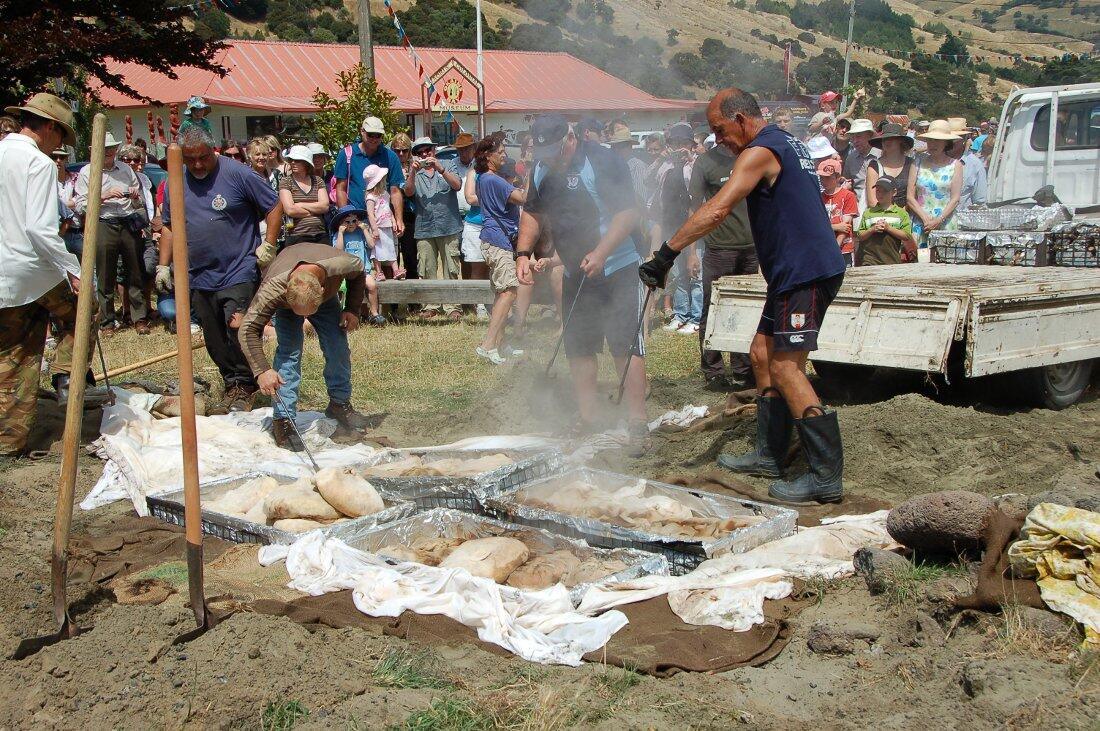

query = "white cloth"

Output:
[[0, 133, 80, 307], [75, 158, 140, 219], [82, 404, 379, 514], [460, 221, 484, 262], [647, 404, 709, 431], [258, 531, 629, 666]]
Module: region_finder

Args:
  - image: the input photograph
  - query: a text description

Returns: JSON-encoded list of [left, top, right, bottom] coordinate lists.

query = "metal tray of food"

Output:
[[146, 472, 416, 545], [484, 467, 797, 574], [985, 231, 1051, 267], [355, 448, 565, 512], [929, 231, 986, 264], [338, 507, 669, 604]]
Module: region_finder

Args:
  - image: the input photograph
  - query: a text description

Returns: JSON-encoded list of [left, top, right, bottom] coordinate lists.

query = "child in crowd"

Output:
[[817, 158, 858, 267], [363, 164, 404, 281], [331, 204, 386, 326], [856, 176, 916, 266]]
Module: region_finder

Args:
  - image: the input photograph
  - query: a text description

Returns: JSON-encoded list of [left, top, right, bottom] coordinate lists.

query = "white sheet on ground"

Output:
[[257, 532, 628, 666], [647, 404, 709, 431], [82, 403, 379, 514], [578, 511, 899, 628]]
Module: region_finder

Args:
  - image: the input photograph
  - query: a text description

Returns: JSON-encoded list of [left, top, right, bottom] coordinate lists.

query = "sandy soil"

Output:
[[0, 367, 1098, 729]]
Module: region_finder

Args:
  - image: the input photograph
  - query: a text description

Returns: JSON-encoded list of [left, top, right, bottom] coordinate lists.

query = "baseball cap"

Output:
[[360, 116, 385, 135], [666, 122, 695, 144], [816, 158, 842, 178], [577, 115, 602, 136], [820, 90, 840, 104], [807, 135, 838, 160], [530, 114, 570, 162], [873, 175, 898, 191]]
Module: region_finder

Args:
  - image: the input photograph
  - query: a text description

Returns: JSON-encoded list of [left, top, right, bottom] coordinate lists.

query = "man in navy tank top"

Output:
[[639, 88, 847, 504]]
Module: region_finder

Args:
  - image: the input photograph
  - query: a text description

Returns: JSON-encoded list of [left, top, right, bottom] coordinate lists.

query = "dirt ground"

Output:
[[0, 324, 1098, 729]]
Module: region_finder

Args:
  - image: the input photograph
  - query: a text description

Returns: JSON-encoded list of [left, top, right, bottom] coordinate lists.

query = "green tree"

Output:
[[194, 8, 232, 40], [306, 64, 403, 151], [935, 34, 969, 65]]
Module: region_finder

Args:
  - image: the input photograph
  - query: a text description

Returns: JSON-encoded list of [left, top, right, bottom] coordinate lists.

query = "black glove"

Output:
[[638, 243, 679, 289]]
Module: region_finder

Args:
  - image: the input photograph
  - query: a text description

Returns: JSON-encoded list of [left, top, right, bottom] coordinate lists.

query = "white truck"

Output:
[[704, 83, 1100, 409]]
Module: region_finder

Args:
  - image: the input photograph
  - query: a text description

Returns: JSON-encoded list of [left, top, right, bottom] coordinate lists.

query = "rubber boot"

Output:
[[768, 408, 844, 504], [716, 393, 792, 479]]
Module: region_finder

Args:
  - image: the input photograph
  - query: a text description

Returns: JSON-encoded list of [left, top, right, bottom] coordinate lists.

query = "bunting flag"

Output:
[[382, 0, 464, 134]]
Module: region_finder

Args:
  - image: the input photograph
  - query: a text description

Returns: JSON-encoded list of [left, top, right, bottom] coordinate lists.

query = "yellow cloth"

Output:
[[1008, 502, 1100, 645]]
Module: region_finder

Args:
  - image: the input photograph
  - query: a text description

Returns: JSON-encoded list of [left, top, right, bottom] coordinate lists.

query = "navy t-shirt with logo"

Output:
[[162, 157, 279, 292], [525, 142, 640, 276], [745, 124, 846, 293]]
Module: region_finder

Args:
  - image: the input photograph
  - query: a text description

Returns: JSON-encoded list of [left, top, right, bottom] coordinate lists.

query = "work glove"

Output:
[[155, 264, 173, 293], [638, 243, 679, 289], [256, 241, 277, 268]]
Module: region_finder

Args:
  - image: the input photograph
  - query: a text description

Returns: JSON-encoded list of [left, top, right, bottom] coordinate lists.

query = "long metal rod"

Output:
[[841, 0, 856, 112], [476, 0, 485, 138], [614, 287, 653, 405], [273, 392, 321, 472], [545, 276, 586, 376]]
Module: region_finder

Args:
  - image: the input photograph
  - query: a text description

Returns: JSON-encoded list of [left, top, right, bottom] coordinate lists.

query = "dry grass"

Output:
[[994, 603, 1081, 662]]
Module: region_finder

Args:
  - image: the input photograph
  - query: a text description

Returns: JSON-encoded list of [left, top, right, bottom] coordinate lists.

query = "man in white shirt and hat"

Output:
[[0, 93, 93, 458], [75, 130, 150, 333], [841, 118, 878, 211]]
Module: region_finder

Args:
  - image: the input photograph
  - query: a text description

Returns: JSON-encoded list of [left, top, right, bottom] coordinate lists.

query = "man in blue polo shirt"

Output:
[[639, 88, 847, 504], [514, 114, 647, 451], [334, 115, 406, 236]]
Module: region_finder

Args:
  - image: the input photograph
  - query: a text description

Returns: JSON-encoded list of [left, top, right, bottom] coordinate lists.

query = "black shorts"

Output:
[[757, 273, 844, 352], [562, 264, 646, 359]]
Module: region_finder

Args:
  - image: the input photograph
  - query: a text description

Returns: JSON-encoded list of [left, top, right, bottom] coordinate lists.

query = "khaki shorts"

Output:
[[481, 243, 519, 293]]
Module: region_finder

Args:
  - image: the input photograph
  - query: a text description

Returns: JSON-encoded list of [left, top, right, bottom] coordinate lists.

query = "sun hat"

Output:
[[848, 118, 874, 135], [307, 142, 328, 157], [4, 92, 77, 146], [806, 135, 838, 160], [608, 125, 633, 145], [816, 158, 842, 178], [452, 132, 476, 149], [530, 114, 570, 161], [285, 144, 314, 164], [362, 163, 388, 190], [918, 119, 961, 141], [103, 132, 122, 148], [704, 133, 716, 149], [870, 122, 914, 151], [360, 116, 385, 135], [947, 117, 969, 134], [332, 204, 368, 228], [410, 136, 435, 153], [50, 148, 69, 159], [184, 96, 209, 115]]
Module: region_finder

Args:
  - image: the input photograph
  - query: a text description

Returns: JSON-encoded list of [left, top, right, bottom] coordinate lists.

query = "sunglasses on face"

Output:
[[415, 148, 434, 157], [224, 150, 243, 159], [362, 132, 383, 139], [121, 157, 142, 163], [394, 148, 410, 154]]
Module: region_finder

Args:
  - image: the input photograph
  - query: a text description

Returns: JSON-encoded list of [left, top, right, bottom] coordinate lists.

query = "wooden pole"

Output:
[[166, 144, 208, 629], [93, 341, 205, 383], [52, 113, 107, 631]]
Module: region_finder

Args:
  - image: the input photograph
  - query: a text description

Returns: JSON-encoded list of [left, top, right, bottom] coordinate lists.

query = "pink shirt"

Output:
[[367, 192, 394, 229]]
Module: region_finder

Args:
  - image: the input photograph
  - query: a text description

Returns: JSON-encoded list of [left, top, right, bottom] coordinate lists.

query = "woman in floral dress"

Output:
[[907, 119, 963, 246]]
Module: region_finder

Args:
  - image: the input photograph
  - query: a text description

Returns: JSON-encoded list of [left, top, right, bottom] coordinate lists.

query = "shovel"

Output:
[[11, 114, 108, 661], [272, 392, 321, 473], [166, 144, 219, 644], [612, 287, 653, 405], [544, 276, 585, 378]]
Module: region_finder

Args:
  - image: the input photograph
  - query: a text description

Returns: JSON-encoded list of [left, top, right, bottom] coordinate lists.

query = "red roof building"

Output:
[[98, 40, 699, 146]]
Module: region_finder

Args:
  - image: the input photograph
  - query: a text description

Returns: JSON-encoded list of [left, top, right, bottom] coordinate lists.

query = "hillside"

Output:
[[216, 0, 1097, 116]]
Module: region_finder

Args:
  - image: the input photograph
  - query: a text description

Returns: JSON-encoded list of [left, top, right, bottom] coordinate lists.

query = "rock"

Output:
[[1009, 606, 1076, 643], [897, 610, 946, 647], [853, 548, 910, 595], [1077, 495, 1100, 513], [886, 490, 994, 554], [920, 575, 974, 608], [1026, 490, 1077, 512], [807, 622, 880, 655]]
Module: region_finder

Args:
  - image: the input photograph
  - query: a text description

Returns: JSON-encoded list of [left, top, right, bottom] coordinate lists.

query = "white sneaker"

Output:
[[501, 345, 525, 358], [678, 322, 700, 334], [476, 346, 506, 365], [663, 318, 685, 332], [475, 304, 489, 320]]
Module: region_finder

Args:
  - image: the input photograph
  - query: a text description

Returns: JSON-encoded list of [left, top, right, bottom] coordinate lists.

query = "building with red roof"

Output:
[[98, 40, 700, 148]]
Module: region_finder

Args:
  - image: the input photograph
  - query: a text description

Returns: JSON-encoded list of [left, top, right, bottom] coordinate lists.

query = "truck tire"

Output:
[[1017, 360, 1094, 410]]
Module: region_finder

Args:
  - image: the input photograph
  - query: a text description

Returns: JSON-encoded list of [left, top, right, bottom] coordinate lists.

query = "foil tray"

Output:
[[337, 507, 670, 604], [146, 472, 416, 545], [485, 468, 798, 574], [356, 448, 565, 513]]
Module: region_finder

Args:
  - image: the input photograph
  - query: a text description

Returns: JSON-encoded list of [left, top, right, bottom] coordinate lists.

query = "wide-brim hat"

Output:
[[452, 132, 476, 149], [285, 144, 313, 164], [807, 134, 838, 160], [363, 164, 388, 190], [848, 118, 875, 135], [870, 122, 914, 150], [307, 142, 328, 156], [918, 119, 961, 141], [332, 204, 368, 228], [5, 92, 76, 146], [608, 126, 633, 145], [103, 132, 122, 148], [410, 136, 435, 153], [947, 117, 969, 133], [185, 95, 209, 114]]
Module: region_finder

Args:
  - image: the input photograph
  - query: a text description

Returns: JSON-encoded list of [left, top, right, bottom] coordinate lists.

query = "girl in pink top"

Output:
[[364, 164, 404, 280]]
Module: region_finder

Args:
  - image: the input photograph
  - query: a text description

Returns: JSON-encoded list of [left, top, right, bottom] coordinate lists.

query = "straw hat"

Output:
[[918, 120, 961, 141], [947, 117, 969, 133], [4, 92, 76, 146], [607, 125, 633, 145]]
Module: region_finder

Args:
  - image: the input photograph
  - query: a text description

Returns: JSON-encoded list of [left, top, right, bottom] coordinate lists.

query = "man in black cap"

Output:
[[638, 88, 847, 504], [514, 114, 647, 448]]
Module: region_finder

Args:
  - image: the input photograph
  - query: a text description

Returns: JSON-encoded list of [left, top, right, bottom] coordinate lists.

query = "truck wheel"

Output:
[[1018, 360, 1094, 409]]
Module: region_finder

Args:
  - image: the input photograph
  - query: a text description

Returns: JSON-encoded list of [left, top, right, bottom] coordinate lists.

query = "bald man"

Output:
[[639, 88, 847, 504]]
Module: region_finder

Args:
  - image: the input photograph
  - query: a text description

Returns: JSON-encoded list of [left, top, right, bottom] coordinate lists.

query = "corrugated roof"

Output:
[[96, 40, 699, 113]]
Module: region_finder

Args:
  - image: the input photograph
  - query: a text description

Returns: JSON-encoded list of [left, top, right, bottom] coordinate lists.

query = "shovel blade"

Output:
[[10, 619, 84, 661]]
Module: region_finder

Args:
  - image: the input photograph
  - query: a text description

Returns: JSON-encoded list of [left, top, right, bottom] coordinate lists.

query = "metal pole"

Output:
[[476, 0, 485, 138], [841, 0, 855, 112], [359, 0, 375, 79]]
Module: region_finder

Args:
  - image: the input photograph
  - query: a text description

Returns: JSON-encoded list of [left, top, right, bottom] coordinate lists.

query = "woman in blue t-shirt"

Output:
[[472, 136, 527, 364]]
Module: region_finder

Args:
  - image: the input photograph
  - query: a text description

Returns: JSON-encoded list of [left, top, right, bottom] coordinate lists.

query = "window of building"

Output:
[[245, 115, 309, 143], [430, 121, 457, 146], [1030, 101, 1100, 151]]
